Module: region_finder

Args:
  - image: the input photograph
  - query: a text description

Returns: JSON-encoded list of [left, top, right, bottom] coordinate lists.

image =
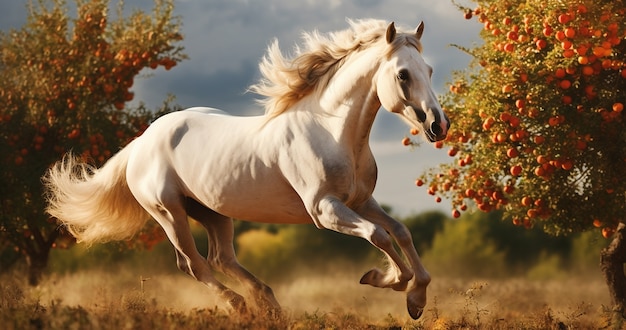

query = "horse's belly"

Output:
[[218, 195, 312, 224], [188, 175, 313, 224]]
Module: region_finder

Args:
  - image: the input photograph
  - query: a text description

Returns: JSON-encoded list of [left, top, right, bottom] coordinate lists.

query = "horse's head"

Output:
[[376, 22, 449, 142]]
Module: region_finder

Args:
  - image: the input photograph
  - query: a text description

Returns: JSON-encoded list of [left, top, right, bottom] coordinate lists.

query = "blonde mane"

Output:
[[249, 19, 423, 118]]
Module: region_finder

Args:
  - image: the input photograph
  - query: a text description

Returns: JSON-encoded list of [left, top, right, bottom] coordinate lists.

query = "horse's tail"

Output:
[[43, 141, 149, 244]]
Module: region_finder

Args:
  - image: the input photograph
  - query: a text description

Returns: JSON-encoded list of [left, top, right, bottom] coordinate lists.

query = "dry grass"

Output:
[[0, 266, 620, 329]]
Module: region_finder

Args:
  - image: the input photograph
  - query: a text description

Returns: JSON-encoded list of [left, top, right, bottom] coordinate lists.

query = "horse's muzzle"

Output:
[[427, 115, 449, 142]]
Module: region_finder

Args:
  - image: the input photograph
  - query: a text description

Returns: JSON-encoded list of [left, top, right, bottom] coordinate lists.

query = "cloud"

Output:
[[135, 59, 261, 114]]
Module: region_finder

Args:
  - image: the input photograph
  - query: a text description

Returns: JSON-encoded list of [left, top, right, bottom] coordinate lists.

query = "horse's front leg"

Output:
[[355, 198, 431, 320], [310, 196, 423, 318]]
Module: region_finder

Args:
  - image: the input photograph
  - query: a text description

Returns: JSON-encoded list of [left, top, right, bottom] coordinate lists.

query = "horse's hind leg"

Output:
[[186, 198, 281, 315], [140, 195, 247, 313]]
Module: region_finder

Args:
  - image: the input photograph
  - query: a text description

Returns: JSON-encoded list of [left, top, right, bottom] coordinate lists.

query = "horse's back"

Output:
[[184, 107, 230, 116]]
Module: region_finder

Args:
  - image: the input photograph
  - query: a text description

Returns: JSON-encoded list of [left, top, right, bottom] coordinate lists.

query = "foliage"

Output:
[[421, 210, 604, 278], [234, 209, 446, 280], [424, 212, 508, 277], [0, 0, 186, 284], [479, 211, 571, 266], [402, 210, 446, 252], [570, 229, 609, 273], [236, 224, 375, 280], [231, 210, 597, 280], [417, 0, 626, 236], [47, 235, 178, 274]]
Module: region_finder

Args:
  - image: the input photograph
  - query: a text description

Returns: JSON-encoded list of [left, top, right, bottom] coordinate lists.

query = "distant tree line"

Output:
[[41, 208, 607, 282]]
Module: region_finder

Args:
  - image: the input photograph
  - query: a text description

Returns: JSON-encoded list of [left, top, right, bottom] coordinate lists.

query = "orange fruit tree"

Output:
[[416, 0, 626, 313], [0, 0, 185, 284]]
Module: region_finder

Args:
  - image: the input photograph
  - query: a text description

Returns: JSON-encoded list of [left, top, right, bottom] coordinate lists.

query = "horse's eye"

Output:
[[397, 69, 409, 82]]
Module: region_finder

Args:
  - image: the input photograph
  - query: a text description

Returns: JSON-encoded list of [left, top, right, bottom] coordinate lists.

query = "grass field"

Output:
[[1, 265, 620, 329]]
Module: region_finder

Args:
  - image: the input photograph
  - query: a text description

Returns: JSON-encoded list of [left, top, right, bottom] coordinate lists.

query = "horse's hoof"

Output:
[[407, 295, 424, 320], [407, 304, 423, 320], [359, 268, 383, 286]]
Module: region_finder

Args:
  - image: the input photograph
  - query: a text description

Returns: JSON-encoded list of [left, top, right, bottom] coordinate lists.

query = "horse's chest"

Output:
[[322, 155, 376, 204]]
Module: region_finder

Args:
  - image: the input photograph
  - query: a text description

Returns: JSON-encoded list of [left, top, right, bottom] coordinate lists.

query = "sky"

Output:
[[0, 0, 483, 217]]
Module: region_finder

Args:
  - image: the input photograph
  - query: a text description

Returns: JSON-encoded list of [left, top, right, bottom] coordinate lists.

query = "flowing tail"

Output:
[[43, 141, 149, 244]]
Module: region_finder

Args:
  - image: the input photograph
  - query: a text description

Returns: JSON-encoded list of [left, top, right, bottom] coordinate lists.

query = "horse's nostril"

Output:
[[430, 121, 442, 136]]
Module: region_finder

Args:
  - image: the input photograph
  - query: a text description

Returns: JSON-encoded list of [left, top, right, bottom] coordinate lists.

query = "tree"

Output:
[[415, 0, 626, 315], [0, 0, 185, 285]]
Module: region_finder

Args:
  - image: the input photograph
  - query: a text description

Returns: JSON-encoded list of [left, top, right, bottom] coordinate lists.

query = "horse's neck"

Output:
[[315, 49, 382, 149]]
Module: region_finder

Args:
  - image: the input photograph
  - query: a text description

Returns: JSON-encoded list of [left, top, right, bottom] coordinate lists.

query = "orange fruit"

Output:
[[558, 14, 571, 24], [581, 66, 594, 76], [602, 227, 615, 239], [510, 165, 522, 176]]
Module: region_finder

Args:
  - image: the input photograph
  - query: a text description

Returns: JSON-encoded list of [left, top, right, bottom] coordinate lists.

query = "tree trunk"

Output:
[[22, 226, 58, 286], [26, 252, 50, 286], [601, 222, 626, 317]]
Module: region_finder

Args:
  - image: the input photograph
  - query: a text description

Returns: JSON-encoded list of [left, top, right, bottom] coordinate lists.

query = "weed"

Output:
[[427, 295, 440, 321], [598, 304, 626, 330], [449, 281, 491, 327], [0, 279, 24, 309], [122, 289, 150, 312]]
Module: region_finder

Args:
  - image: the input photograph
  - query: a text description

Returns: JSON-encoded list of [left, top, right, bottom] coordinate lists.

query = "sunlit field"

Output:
[[1, 264, 616, 329], [2, 215, 618, 329]]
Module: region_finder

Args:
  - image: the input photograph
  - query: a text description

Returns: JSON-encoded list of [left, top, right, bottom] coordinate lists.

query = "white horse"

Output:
[[43, 19, 449, 319]]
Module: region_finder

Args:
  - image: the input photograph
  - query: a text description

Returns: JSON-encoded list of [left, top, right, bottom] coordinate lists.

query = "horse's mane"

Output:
[[249, 18, 422, 118]]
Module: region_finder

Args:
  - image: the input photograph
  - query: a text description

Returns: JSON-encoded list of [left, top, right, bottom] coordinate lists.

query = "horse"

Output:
[[43, 18, 449, 319]]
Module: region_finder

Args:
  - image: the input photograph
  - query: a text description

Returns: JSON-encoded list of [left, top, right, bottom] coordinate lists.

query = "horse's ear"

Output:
[[386, 22, 396, 44], [415, 21, 425, 40]]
